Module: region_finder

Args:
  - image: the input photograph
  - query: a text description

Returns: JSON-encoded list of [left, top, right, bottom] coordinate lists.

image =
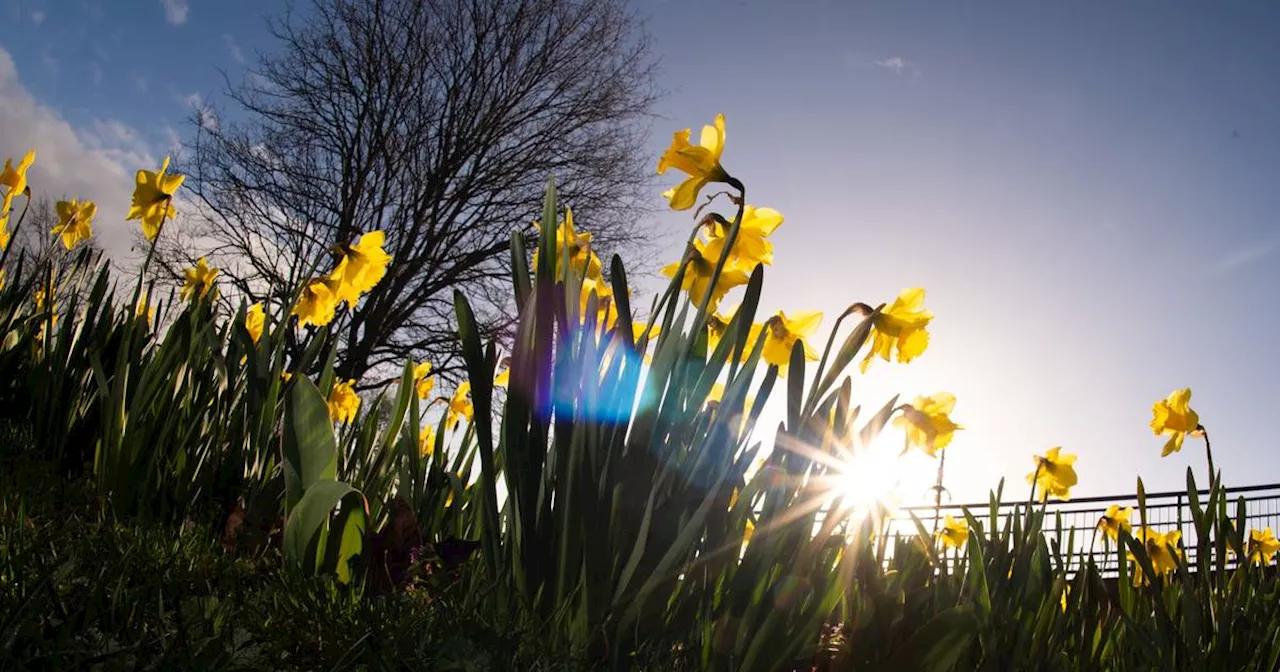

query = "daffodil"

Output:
[[937, 514, 969, 549], [128, 156, 184, 242], [661, 238, 750, 313], [333, 230, 392, 306], [742, 518, 755, 547], [51, 199, 95, 250], [1097, 505, 1133, 542], [0, 269, 7, 292], [1129, 527, 1182, 584], [1027, 447, 1077, 502], [703, 205, 783, 268], [447, 382, 473, 430], [0, 150, 35, 204], [494, 366, 510, 388], [180, 257, 219, 301], [419, 425, 438, 458], [136, 291, 155, 325], [0, 214, 9, 251], [657, 114, 730, 210], [745, 310, 821, 376], [1151, 388, 1200, 457], [244, 303, 265, 344], [532, 209, 603, 280], [1249, 528, 1280, 566], [579, 276, 620, 333], [293, 277, 340, 328], [895, 393, 963, 457], [861, 288, 932, 373], [705, 308, 735, 353], [327, 379, 360, 424], [414, 362, 435, 400], [632, 321, 661, 345]]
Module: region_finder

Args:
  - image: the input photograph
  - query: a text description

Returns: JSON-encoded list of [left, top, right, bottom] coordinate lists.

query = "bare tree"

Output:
[[171, 0, 659, 384]]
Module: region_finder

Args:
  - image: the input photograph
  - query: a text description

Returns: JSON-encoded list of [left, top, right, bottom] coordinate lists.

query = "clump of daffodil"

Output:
[[532, 209, 603, 279], [414, 362, 436, 400], [128, 156, 184, 242], [51, 199, 96, 250], [661, 237, 750, 313], [657, 114, 730, 210], [861, 288, 932, 372], [447, 382, 473, 430], [1129, 527, 1182, 585], [327, 379, 360, 424], [180, 257, 219, 301], [745, 310, 821, 377], [1151, 387, 1200, 457], [244, 303, 265, 344], [703, 205, 783, 268], [1097, 504, 1133, 542], [1027, 447, 1077, 502], [1, 150, 35, 210], [895, 393, 962, 457], [1248, 528, 1280, 566], [332, 230, 392, 306], [936, 514, 969, 550], [419, 425, 438, 458]]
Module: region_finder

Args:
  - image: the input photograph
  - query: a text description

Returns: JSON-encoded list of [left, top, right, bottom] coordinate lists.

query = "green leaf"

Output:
[[284, 480, 361, 572], [889, 605, 978, 671], [284, 376, 338, 511]]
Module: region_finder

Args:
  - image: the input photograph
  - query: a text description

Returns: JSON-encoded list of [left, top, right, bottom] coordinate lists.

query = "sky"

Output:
[[3, 0, 1280, 505]]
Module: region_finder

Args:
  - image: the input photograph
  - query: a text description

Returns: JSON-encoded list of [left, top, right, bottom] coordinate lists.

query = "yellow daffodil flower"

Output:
[[51, 199, 96, 250], [333, 230, 392, 306], [1027, 447, 1078, 502], [703, 205, 783, 268], [580, 276, 619, 333], [1097, 505, 1133, 542], [657, 114, 730, 210], [281, 371, 293, 383], [1129, 527, 1182, 585], [745, 310, 821, 377], [414, 361, 435, 400], [861, 288, 932, 372], [1248, 528, 1280, 566], [447, 381, 473, 430], [894, 392, 963, 457], [136, 290, 155, 325], [661, 238, 750, 313], [532, 209, 603, 280], [0, 150, 35, 203], [1060, 585, 1070, 612], [128, 156, 184, 242], [494, 366, 510, 388], [0, 269, 7, 292], [327, 378, 360, 424], [180, 257, 219, 301], [632, 321, 660, 345], [0, 214, 9, 251], [244, 303, 265, 344], [705, 308, 736, 353], [742, 518, 755, 547], [294, 277, 340, 328], [419, 425, 438, 458], [1150, 388, 1200, 457], [937, 514, 969, 550]]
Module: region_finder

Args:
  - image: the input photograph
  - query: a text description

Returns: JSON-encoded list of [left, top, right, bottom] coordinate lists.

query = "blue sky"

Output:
[[2, 0, 1279, 504]]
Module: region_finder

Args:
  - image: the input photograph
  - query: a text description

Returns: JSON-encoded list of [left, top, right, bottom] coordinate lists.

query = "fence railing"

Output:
[[875, 483, 1280, 575]]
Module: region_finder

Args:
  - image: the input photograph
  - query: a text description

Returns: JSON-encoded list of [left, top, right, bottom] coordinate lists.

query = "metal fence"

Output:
[[878, 483, 1280, 575]]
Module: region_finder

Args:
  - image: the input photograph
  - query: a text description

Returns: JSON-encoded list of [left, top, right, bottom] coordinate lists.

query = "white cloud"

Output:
[[223, 33, 245, 64], [182, 91, 202, 109], [29, 9, 44, 24], [874, 56, 918, 75], [161, 0, 188, 26], [0, 45, 156, 261]]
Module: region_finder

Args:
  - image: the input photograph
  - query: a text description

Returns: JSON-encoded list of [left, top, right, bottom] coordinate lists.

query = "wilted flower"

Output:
[[661, 238, 750, 313], [447, 382, 473, 430], [244, 303, 265, 344], [1151, 388, 1200, 457], [414, 361, 435, 400], [1027, 447, 1077, 502], [1248, 528, 1280, 566], [937, 514, 969, 549], [895, 393, 963, 457], [51, 199, 96, 250], [657, 114, 730, 210], [1129, 527, 1183, 584], [861, 288, 932, 372], [1097, 505, 1133, 542], [747, 310, 821, 377], [128, 156, 184, 242], [180, 257, 219, 301], [294, 278, 339, 328], [327, 379, 360, 424]]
